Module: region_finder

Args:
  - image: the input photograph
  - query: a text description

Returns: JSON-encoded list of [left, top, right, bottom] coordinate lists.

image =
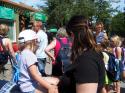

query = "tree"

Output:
[[94, 0, 112, 25], [43, 0, 73, 28], [39, 0, 116, 30], [111, 12, 125, 37], [44, 0, 96, 28]]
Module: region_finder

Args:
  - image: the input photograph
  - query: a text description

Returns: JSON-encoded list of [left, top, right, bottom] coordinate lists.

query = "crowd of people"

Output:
[[0, 15, 125, 93]]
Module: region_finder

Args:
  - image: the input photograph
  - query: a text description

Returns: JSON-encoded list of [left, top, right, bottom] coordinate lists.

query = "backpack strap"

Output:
[[56, 38, 70, 58], [57, 38, 70, 47], [121, 47, 125, 64], [121, 47, 124, 58], [56, 38, 63, 58], [57, 38, 66, 46], [0, 36, 3, 46]]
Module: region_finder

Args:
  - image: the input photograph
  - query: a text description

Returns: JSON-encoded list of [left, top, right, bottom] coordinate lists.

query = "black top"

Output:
[[74, 50, 105, 84], [65, 49, 105, 93]]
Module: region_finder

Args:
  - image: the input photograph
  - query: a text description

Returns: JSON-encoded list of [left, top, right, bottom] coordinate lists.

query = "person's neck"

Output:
[[96, 31, 101, 35], [0, 35, 4, 37], [25, 46, 32, 51]]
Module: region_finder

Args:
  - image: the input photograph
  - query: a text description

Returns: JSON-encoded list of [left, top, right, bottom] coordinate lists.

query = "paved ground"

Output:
[[0, 62, 12, 81], [0, 61, 125, 93], [121, 82, 125, 93]]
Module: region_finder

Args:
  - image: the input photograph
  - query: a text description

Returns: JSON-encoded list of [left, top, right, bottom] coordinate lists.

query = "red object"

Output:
[[52, 61, 56, 65], [12, 42, 19, 52]]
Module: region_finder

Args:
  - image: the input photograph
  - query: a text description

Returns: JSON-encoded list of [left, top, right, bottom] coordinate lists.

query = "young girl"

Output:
[[18, 29, 59, 93], [110, 35, 122, 93], [65, 15, 105, 93]]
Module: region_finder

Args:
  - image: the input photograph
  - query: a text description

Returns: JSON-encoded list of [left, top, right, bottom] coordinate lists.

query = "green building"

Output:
[[0, 0, 47, 42]]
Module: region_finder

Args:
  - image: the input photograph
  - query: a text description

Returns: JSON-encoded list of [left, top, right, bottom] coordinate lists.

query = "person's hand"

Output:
[[43, 77, 60, 85], [51, 56, 56, 65], [51, 56, 55, 62], [50, 77, 59, 85], [48, 85, 58, 93]]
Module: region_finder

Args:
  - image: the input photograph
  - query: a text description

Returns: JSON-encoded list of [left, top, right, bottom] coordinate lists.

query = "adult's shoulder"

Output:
[[40, 30, 47, 34], [78, 50, 103, 62], [38, 30, 47, 36], [22, 49, 36, 58], [81, 50, 102, 57]]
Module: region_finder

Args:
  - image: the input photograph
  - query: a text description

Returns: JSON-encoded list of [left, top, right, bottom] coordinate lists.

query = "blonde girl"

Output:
[[18, 30, 59, 93], [110, 35, 122, 93]]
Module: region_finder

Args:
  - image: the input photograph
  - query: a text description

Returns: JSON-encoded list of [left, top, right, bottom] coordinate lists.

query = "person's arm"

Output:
[[45, 39, 56, 61], [76, 83, 98, 93], [6, 38, 15, 57], [116, 47, 122, 60], [28, 64, 59, 93]]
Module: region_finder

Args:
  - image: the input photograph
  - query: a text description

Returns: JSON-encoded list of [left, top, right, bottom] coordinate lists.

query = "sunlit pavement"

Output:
[[0, 62, 125, 93], [121, 82, 125, 93]]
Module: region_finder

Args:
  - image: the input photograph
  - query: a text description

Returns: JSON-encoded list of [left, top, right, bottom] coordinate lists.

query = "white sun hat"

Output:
[[18, 29, 37, 43]]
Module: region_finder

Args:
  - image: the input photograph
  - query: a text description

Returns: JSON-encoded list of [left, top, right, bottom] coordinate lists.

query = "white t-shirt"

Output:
[[18, 49, 39, 92], [36, 30, 48, 58]]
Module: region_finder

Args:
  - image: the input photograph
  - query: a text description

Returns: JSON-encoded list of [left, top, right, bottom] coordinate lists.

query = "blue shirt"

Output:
[[96, 30, 106, 44]]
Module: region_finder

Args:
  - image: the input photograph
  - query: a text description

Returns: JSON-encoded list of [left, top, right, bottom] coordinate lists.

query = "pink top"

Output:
[[54, 37, 71, 58]]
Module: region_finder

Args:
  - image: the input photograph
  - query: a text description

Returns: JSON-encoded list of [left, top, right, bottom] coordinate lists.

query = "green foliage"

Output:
[[44, 0, 96, 28], [94, 1, 112, 23], [39, 0, 116, 30], [111, 13, 125, 37]]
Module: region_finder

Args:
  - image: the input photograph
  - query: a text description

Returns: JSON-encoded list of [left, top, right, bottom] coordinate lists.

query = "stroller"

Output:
[[0, 53, 21, 93]]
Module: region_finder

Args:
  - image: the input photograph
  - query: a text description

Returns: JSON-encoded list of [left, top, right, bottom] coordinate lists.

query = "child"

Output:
[[100, 39, 113, 93], [110, 35, 122, 93], [18, 29, 59, 93]]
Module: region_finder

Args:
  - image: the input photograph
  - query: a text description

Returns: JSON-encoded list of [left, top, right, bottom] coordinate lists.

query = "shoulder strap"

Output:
[[55, 38, 68, 58], [122, 47, 125, 61], [0, 36, 3, 45], [57, 38, 64, 47], [67, 38, 70, 44], [57, 37, 70, 47]]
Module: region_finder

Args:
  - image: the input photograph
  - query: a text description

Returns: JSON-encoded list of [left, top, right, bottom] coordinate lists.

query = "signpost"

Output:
[[0, 6, 15, 20]]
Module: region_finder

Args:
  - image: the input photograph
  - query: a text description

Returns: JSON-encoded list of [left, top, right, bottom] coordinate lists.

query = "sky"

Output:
[[111, 0, 125, 12], [11, 0, 124, 12], [11, 0, 47, 8]]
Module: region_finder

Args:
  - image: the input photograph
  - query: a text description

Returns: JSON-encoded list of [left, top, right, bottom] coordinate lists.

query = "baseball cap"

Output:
[[18, 29, 37, 43]]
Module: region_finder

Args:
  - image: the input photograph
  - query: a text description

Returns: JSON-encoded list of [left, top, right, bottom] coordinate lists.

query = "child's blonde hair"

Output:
[[18, 29, 38, 52], [19, 41, 36, 52], [0, 24, 9, 36], [110, 35, 122, 47]]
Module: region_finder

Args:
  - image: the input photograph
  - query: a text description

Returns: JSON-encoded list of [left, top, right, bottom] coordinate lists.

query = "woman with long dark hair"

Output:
[[65, 15, 105, 93]]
